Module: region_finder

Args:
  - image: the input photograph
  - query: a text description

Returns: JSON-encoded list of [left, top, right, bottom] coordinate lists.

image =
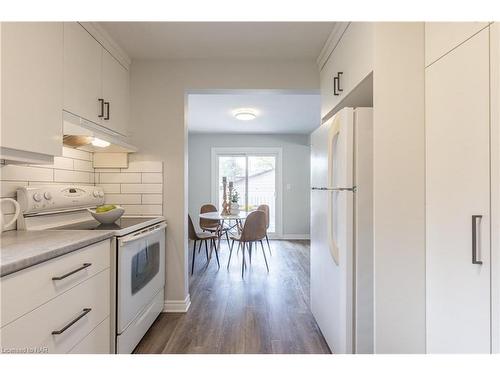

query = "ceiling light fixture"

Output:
[[91, 137, 110, 148], [233, 108, 257, 121]]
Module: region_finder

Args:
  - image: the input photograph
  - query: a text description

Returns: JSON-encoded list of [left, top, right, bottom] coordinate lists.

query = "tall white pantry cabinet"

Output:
[[425, 23, 499, 353]]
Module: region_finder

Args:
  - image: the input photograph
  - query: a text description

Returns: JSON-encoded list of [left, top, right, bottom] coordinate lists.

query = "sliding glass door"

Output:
[[212, 148, 282, 235]]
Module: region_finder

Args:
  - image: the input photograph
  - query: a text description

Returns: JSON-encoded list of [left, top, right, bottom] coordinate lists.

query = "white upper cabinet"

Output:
[[102, 50, 129, 136], [425, 22, 489, 66], [320, 22, 373, 120], [1, 22, 63, 159], [63, 23, 129, 137], [63, 22, 103, 124]]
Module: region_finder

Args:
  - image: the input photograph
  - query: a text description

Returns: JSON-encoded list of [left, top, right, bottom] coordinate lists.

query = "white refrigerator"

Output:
[[310, 107, 374, 354]]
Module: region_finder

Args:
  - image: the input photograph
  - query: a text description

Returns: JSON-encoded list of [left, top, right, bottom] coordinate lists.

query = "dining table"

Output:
[[198, 211, 250, 256]]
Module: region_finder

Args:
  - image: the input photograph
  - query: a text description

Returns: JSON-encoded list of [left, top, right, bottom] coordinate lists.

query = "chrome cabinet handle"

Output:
[[311, 186, 357, 192], [472, 215, 483, 265], [333, 76, 339, 96], [52, 308, 91, 335], [52, 263, 92, 281], [337, 72, 344, 92]]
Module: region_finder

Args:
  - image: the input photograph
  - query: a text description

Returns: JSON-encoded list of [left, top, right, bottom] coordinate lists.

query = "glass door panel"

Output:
[[248, 156, 276, 232], [217, 155, 246, 212]]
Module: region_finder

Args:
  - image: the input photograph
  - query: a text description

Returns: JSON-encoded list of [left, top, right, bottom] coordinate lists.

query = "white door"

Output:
[[102, 50, 129, 136], [63, 22, 103, 124], [310, 108, 354, 354], [426, 28, 491, 353]]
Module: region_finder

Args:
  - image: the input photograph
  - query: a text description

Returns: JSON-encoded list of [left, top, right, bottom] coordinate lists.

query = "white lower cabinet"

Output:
[[0, 239, 112, 354], [426, 27, 492, 353]]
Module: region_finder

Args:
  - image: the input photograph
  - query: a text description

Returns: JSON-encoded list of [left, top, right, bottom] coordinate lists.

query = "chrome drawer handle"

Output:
[[472, 215, 483, 265], [51, 308, 91, 335], [52, 263, 92, 281]]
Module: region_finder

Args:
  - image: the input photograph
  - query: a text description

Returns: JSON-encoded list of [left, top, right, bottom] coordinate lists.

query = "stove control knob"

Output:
[[44, 192, 52, 200], [93, 190, 99, 198], [33, 193, 42, 202], [98, 191, 104, 198]]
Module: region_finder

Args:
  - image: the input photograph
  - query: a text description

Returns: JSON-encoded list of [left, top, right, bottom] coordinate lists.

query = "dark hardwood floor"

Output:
[[133, 239, 331, 354]]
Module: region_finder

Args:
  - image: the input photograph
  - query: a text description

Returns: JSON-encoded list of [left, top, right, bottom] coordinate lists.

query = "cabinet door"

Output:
[[426, 28, 491, 353], [425, 22, 489, 66], [320, 23, 373, 119], [63, 22, 102, 124], [1, 22, 63, 156], [102, 50, 129, 136]]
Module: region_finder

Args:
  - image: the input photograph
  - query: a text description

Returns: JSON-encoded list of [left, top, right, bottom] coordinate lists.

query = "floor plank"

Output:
[[133, 239, 331, 354]]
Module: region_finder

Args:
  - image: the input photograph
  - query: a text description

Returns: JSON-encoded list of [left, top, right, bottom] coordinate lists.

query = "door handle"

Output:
[[98, 99, 104, 118], [52, 263, 92, 280], [337, 72, 343, 92], [472, 215, 483, 265], [104, 101, 110, 120], [51, 308, 91, 335], [333, 76, 339, 96]]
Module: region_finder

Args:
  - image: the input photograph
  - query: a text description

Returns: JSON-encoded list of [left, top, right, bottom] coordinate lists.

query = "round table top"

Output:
[[199, 211, 250, 221]]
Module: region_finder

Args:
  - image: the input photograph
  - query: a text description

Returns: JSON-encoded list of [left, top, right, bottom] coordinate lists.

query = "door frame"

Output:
[[210, 147, 283, 238]]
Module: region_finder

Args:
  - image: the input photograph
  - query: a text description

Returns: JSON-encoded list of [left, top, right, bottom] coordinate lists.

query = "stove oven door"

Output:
[[117, 223, 166, 334]]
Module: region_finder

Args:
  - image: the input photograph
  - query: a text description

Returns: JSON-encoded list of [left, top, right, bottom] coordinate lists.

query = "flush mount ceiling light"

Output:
[[91, 137, 110, 148], [233, 108, 257, 121]]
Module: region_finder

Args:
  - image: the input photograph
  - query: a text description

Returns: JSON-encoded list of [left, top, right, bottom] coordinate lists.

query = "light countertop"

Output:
[[0, 230, 115, 277]]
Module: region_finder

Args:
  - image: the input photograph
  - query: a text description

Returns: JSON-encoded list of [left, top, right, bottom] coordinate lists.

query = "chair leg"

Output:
[[204, 240, 209, 259], [213, 238, 220, 268], [228, 240, 235, 269], [241, 242, 246, 278], [191, 240, 197, 275], [265, 234, 272, 256], [198, 240, 203, 254], [225, 231, 231, 248], [260, 240, 270, 272], [249, 242, 253, 265]]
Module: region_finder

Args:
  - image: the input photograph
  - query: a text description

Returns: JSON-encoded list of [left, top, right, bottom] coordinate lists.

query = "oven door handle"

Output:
[[120, 223, 166, 244]]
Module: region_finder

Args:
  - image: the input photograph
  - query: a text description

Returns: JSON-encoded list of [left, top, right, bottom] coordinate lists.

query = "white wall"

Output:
[[129, 59, 319, 309], [188, 133, 311, 238], [372, 23, 426, 353]]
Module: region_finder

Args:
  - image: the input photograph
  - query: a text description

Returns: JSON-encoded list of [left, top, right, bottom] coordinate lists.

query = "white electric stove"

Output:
[[16, 184, 166, 354]]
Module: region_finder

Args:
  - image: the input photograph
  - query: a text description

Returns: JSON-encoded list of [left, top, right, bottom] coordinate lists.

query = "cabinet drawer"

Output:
[[320, 22, 373, 119], [1, 239, 111, 327], [69, 317, 111, 354], [0, 269, 110, 354]]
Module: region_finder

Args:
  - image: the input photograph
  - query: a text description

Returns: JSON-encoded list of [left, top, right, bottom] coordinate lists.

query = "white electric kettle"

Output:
[[1, 198, 21, 232]]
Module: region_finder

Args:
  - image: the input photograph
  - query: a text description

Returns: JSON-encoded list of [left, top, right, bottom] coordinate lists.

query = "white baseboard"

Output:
[[270, 234, 310, 240], [163, 294, 191, 313]]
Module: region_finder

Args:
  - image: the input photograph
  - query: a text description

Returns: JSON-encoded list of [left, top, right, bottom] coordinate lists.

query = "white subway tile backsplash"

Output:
[[94, 168, 121, 173], [51, 157, 74, 170], [120, 184, 163, 194], [141, 194, 162, 204], [105, 194, 142, 205], [141, 173, 163, 183], [54, 170, 92, 183], [125, 160, 163, 173], [121, 204, 162, 215], [1, 165, 53, 182], [99, 183, 121, 193], [73, 159, 94, 172], [1, 181, 28, 198], [99, 173, 141, 184], [62, 147, 92, 161]]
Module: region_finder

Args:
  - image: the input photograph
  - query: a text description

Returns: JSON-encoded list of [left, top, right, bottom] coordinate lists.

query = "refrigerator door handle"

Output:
[[312, 186, 357, 192]]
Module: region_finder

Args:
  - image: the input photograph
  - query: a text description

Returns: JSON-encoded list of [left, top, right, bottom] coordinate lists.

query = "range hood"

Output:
[[63, 111, 138, 153]]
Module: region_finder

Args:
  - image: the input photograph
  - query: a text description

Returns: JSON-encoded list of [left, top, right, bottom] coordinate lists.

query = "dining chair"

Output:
[[257, 204, 272, 256], [228, 210, 269, 278], [199, 204, 231, 248], [188, 214, 220, 275]]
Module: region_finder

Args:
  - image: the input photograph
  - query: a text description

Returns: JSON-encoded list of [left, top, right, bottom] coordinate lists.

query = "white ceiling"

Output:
[[98, 22, 335, 60], [187, 91, 321, 134]]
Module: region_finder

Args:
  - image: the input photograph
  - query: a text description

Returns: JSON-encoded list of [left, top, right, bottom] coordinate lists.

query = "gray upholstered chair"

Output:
[[257, 204, 271, 255], [188, 214, 219, 275]]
